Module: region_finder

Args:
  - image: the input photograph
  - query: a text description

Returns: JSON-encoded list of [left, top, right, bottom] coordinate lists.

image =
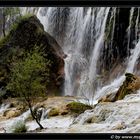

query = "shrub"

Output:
[[12, 120, 27, 133]]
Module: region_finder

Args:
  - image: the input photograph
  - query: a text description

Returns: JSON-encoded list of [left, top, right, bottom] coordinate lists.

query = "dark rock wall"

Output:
[[0, 15, 65, 95]]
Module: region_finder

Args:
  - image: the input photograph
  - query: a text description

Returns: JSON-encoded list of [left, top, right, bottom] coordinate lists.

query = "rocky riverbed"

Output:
[[1, 92, 140, 133]]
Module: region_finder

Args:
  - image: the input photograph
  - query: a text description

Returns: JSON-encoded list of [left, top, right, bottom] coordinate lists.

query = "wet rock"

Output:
[[114, 73, 140, 101], [66, 102, 92, 114], [98, 91, 117, 102], [99, 73, 140, 102], [111, 122, 126, 130], [3, 108, 21, 118], [91, 109, 110, 123], [60, 110, 69, 115]]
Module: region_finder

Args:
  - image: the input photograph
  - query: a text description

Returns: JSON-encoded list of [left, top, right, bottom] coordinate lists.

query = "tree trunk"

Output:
[[28, 102, 44, 129]]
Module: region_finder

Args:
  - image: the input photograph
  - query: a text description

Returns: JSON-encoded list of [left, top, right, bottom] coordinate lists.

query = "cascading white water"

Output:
[[110, 8, 116, 49], [135, 8, 140, 42], [91, 8, 140, 102], [94, 39, 140, 102], [74, 8, 111, 104], [37, 7, 111, 97], [36, 7, 140, 104], [127, 8, 135, 55], [126, 40, 140, 73], [0, 104, 10, 114]]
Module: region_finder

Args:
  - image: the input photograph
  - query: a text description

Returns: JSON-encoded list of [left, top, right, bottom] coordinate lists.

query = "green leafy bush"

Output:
[[7, 47, 51, 129]]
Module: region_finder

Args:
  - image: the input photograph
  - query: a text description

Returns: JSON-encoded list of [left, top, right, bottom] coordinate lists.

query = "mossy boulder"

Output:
[[0, 15, 65, 96], [48, 108, 59, 117], [66, 101, 92, 114]]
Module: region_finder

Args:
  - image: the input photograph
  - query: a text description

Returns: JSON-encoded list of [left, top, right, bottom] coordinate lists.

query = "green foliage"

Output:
[[6, 47, 51, 100], [20, 13, 34, 21], [6, 47, 50, 129], [66, 101, 92, 114], [11, 120, 27, 133], [0, 33, 10, 46]]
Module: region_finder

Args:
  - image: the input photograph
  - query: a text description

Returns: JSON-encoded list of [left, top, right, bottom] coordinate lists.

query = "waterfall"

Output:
[[77, 8, 110, 102], [37, 7, 111, 97], [94, 39, 140, 102], [135, 8, 140, 42], [20, 7, 39, 15], [127, 8, 135, 55], [29, 7, 140, 103]]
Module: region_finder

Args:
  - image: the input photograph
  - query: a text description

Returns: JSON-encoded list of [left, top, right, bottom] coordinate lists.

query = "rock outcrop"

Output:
[[0, 15, 65, 95], [114, 73, 140, 101], [99, 73, 140, 102], [66, 101, 92, 114]]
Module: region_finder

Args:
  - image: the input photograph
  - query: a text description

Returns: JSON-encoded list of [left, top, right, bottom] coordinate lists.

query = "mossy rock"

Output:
[[60, 110, 69, 115], [114, 73, 140, 101], [66, 101, 92, 114], [48, 108, 59, 117]]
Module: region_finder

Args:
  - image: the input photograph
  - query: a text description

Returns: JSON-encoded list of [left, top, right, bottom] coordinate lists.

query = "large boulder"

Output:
[[66, 101, 92, 114], [114, 73, 140, 101], [0, 15, 65, 94], [99, 73, 140, 102], [3, 108, 21, 119]]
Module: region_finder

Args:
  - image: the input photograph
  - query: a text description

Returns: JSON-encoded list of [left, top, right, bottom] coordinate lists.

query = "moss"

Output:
[[66, 101, 92, 114], [48, 108, 59, 117]]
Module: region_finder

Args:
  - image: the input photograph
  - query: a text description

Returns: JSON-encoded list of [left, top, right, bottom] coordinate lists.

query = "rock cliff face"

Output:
[[0, 15, 65, 96]]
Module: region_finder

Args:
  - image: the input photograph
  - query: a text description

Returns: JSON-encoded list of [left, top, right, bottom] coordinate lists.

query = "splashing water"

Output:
[[0, 104, 10, 114]]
